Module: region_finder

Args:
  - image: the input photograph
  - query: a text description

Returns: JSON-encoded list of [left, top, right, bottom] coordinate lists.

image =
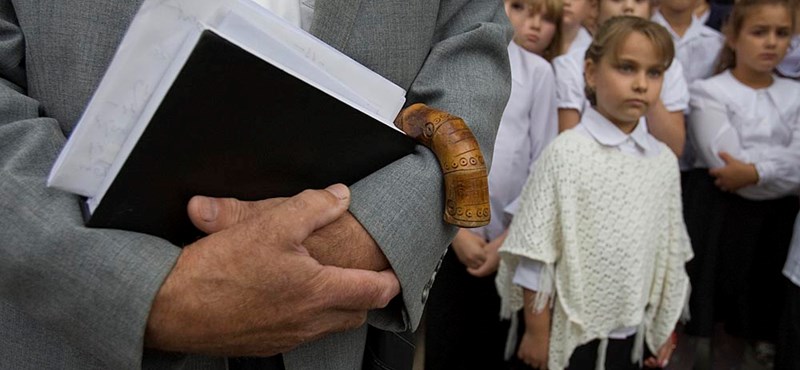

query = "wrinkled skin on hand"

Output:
[[144, 185, 400, 356]]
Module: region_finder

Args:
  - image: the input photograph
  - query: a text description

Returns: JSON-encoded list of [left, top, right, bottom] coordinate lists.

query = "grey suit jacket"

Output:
[[0, 0, 511, 369]]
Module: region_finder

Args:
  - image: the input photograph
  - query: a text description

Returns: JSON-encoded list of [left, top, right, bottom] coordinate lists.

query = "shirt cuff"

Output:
[[754, 161, 775, 186], [512, 257, 544, 292], [504, 197, 520, 217], [663, 100, 689, 113], [557, 102, 583, 111]]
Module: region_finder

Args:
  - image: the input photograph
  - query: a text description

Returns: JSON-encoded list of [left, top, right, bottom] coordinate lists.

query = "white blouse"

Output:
[[568, 27, 593, 55], [778, 35, 800, 79], [554, 44, 690, 114], [651, 11, 724, 84], [688, 70, 800, 200], [513, 107, 662, 339], [478, 42, 558, 241]]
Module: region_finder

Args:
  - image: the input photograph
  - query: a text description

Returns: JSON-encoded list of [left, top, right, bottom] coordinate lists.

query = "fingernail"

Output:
[[196, 196, 218, 222], [325, 184, 349, 200]]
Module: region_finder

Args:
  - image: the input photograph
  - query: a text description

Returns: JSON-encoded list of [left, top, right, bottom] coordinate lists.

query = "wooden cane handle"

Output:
[[394, 103, 490, 228]]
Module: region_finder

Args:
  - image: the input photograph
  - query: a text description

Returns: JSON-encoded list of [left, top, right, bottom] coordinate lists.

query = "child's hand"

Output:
[[467, 229, 507, 277], [517, 330, 549, 369], [451, 229, 487, 269], [709, 152, 759, 192], [644, 332, 677, 368]]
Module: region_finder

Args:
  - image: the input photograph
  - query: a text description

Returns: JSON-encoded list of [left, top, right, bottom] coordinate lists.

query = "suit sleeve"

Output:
[[349, 0, 513, 331], [0, 3, 180, 368]]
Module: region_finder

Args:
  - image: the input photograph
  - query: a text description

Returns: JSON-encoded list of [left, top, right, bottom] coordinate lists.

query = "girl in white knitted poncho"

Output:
[[496, 16, 693, 370]]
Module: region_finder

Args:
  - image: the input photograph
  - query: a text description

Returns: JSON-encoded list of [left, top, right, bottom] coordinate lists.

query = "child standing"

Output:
[[560, 0, 595, 54], [470, 0, 563, 263], [554, 0, 690, 159], [505, 0, 566, 61], [652, 0, 725, 84], [496, 16, 693, 370], [423, 0, 562, 368], [684, 0, 800, 366]]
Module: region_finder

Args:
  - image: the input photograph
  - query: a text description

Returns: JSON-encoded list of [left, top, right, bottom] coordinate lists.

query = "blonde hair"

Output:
[[507, 0, 566, 61], [583, 16, 674, 106], [716, 0, 796, 73], [540, 0, 565, 62]]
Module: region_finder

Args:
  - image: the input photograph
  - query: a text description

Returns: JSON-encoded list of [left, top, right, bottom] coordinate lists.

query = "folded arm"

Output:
[[688, 84, 800, 197], [336, 0, 513, 331], [0, 6, 184, 367]]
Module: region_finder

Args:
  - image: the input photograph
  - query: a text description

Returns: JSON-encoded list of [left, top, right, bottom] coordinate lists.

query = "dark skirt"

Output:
[[681, 169, 798, 342], [775, 279, 800, 370], [508, 314, 655, 370], [424, 247, 510, 370]]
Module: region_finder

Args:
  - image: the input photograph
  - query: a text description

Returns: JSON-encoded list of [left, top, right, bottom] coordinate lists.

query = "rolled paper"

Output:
[[394, 103, 490, 228]]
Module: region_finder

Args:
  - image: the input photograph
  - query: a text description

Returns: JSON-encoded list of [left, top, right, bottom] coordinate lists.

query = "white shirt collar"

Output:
[[719, 69, 793, 109], [579, 107, 660, 157]]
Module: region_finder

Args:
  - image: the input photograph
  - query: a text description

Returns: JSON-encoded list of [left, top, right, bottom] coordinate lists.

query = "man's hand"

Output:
[[451, 228, 487, 270], [709, 152, 759, 192], [144, 184, 400, 357], [187, 190, 388, 271]]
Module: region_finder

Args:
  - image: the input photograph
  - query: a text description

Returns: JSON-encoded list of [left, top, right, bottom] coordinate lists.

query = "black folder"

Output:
[[85, 30, 416, 246]]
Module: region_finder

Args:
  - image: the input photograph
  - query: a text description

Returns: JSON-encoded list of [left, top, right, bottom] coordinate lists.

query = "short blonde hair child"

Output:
[[508, 0, 566, 61], [583, 16, 674, 105], [540, 0, 565, 61]]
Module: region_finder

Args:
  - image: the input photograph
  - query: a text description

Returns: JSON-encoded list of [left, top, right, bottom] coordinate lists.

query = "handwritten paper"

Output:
[[48, 0, 235, 196]]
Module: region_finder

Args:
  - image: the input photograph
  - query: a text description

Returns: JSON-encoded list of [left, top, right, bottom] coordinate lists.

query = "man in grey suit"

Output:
[[0, 0, 511, 369]]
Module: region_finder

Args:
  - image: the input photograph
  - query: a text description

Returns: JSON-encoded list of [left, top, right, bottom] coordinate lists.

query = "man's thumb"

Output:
[[187, 196, 257, 234]]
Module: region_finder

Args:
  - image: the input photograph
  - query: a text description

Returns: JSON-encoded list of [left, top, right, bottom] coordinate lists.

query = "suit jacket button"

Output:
[[421, 279, 434, 303], [422, 254, 446, 303]]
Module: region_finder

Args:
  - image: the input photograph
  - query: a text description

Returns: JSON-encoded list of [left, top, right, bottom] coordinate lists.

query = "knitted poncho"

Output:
[[496, 130, 693, 370]]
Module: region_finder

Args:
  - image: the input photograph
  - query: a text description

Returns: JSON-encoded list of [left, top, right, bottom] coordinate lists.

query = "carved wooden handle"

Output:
[[394, 103, 490, 228]]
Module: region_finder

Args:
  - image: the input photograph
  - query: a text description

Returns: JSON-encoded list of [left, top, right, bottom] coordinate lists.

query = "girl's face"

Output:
[[730, 4, 792, 75], [506, 0, 558, 55], [585, 32, 665, 130], [597, 0, 651, 24], [563, 0, 594, 29]]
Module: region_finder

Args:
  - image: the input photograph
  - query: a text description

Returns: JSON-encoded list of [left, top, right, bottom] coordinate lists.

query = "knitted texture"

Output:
[[496, 130, 693, 370]]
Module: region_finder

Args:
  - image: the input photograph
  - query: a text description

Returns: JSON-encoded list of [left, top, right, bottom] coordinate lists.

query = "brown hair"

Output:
[[715, 0, 795, 73], [583, 16, 674, 105]]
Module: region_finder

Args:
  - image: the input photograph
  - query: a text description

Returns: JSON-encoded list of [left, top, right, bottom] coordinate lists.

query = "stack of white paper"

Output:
[[48, 0, 406, 203]]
